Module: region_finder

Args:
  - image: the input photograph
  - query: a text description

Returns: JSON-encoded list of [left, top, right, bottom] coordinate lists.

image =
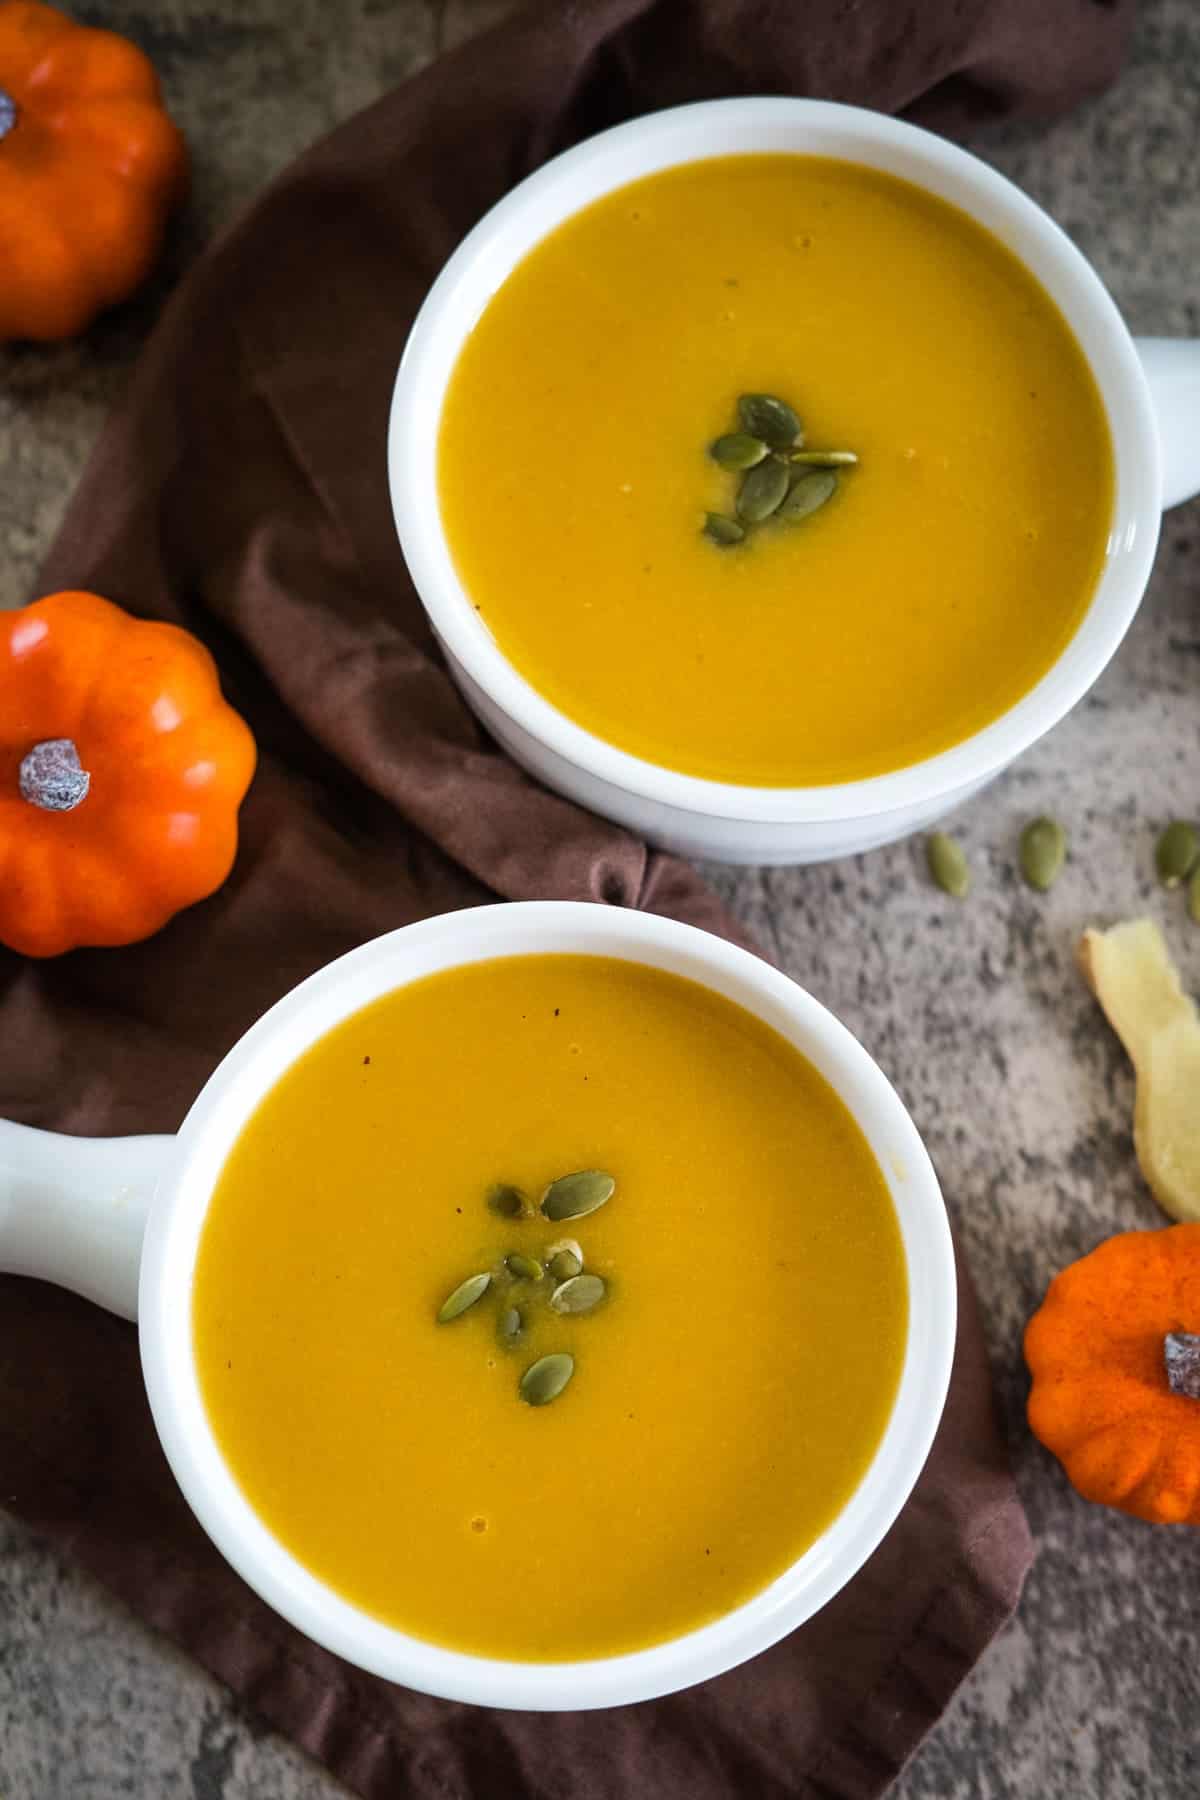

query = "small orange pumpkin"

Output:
[[1025, 1224, 1200, 1525], [0, 0, 187, 342], [0, 590, 256, 958]]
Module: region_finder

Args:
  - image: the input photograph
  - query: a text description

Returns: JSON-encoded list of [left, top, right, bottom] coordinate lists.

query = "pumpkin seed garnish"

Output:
[[547, 1241, 584, 1281], [541, 1169, 616, 1222], [736, 458, 790, 523], [441, 1172, 616, 1403], [437, 1271, 491, 1323], [703, 512, 745, 547], [738, 393, 802, 450], [786, 449, 858, 466], [927, 831, 970, 899], [497, 1305, 524, 1348], [487, 1182, 528, 1219], [1155, 821, 1198, 888], [520, 1352, 575, 1407], [505, 1252, 544, 1283], [710, 432, 769, 471], [1019, 816, 1067, 892], [549, 1273, 607, 1315], [702, 393, 857, 548], [779, 469, 837, 523]]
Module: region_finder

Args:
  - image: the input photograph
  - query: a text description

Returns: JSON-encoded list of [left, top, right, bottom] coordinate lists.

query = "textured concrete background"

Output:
[[2, 2, 1199, 1795]]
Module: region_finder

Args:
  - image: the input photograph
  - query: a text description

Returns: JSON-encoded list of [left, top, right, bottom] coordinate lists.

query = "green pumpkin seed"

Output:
[[786, 449, 858, 466], [738, 393, 802, 450], [519, 1352, 575, 1407], [1156, 821, 1199, 888], [437, 1271, 491, 1323], [779, 470, 837, 523], [702, 512, 745, 548], [541, 1169, 616, 1222], [1189, 866, 1200, 925], [497, 1305, 524, 1347], [505, 1252, 543, 1283], [927, 832, 969, 899], [547, 1243, 583, 1281], [549, 1273, 607, 1315], [710, 432, 769, 471], [736, 459, 790, 523], [1019, 816, 1067, 892], [487, 1182, 528, 1219]]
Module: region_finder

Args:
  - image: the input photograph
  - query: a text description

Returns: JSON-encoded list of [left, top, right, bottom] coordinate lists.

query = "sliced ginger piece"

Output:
[[1077, 918, 1197, 1062], [1136, 1015, 1200, 1222], [1078, 919, 1200, 1221]]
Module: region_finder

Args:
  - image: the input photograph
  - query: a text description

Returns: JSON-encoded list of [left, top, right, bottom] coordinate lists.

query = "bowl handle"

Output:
[[0, 1120, 173, 1322], [1136, 338, 1200, 511]]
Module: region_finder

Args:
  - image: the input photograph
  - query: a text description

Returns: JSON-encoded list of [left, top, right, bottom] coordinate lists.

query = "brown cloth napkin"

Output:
[[2, 0, 1133, 1792]]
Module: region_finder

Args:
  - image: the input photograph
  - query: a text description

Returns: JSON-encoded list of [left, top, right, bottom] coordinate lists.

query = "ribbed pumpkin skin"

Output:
[[0, 591, 256, 958], [0, 0, 187, 341], [1025, 1224, 1200, 1525]]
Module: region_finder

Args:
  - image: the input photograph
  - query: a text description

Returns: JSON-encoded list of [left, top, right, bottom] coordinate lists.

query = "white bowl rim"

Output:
[[388, 96, 1161, 825], [139, 900, 956, 1711]]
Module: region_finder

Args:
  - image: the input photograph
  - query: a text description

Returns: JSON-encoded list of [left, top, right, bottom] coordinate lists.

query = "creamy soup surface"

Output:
[[438, 155, 1113, 786]]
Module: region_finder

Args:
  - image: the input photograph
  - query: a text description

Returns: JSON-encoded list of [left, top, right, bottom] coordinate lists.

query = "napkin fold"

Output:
[[3, 0, 1135, 1791]]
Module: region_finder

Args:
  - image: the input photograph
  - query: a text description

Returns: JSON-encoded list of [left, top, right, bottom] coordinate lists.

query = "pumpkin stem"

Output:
[[0, 91, 14, 143], [19, 739, 91, 813], [1165, 1331, 1200, 1399]]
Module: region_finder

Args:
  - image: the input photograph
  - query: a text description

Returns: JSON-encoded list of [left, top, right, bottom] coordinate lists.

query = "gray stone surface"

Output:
[[1, 1, 1199, 1795]]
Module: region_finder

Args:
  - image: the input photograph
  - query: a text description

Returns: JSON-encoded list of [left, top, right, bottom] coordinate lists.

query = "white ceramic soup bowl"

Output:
[[0, 901, 954, 1710], [388, 97, 1200, 866]]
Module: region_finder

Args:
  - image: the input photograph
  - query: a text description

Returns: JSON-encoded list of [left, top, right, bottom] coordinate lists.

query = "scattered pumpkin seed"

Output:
[[736, 458, 790, 523], [505, 1252, 543, 1283], [549, 1273, 607, 1315], [520, 1352, 575, 1407], [487, 1182, 528, 1219], [702, 512, 745, 547], [497, 1305, 524, 1347], [541, 1169, 616, 1222], [1155, 821, 1198, 888], [779, 469, 837, 523], [1188, 866, 1200, 926], [738, 393, 802, 450], [437, 1271, 491, 1323], [786, 449, 858, 466], [1019, 816, 1067, 892], [927, 831, 970, 899], [710, 432, 769, 471], [547, 1243, 584, 1281]]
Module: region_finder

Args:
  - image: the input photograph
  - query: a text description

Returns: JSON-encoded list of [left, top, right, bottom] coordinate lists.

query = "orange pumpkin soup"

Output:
[[193, 955, 907, 1660], [438, 155, 1113, 786]]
